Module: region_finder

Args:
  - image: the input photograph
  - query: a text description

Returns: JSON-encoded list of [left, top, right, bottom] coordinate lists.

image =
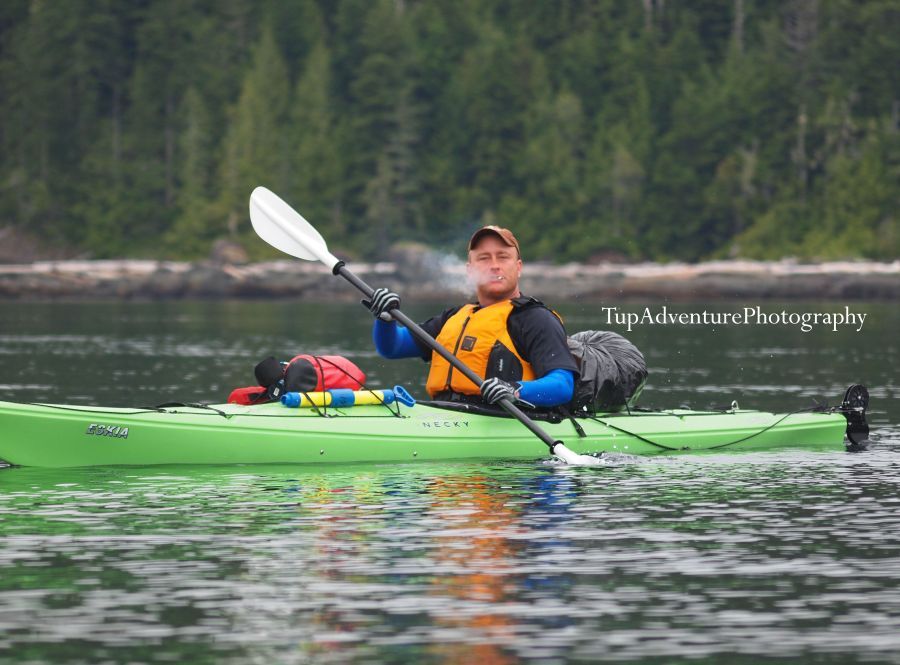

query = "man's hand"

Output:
[[362, 287, 400, 321], [480, 377, 518, 405]]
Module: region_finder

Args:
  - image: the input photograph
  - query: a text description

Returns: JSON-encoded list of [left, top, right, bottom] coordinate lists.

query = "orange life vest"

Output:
[[425, 299, 537, 397]]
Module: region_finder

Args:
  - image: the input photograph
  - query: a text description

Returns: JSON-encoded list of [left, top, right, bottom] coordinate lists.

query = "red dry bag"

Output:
[[227, 354, 367, 405], [284, 354, 366, 392]]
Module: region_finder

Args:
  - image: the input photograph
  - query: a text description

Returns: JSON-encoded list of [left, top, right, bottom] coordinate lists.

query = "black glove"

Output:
[[480, 377, 518, 405], [362, 287, 400, 321]]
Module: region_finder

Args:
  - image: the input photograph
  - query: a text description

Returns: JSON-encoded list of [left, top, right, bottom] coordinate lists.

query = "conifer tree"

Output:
[[219, 25, 292, 251], [510, 90, 587, 259], [439, 25, 549, 229], [163, 87, 216, 256], [289, 42, 343, 238], [348, 0, 424, 253]]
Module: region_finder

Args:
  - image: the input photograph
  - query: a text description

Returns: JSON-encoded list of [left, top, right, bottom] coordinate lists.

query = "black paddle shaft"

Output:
[[335, 263, 563, 453]]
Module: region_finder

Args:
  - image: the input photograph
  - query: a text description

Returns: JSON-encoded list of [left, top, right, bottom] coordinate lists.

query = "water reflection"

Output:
[[2, 451, 900, 663]]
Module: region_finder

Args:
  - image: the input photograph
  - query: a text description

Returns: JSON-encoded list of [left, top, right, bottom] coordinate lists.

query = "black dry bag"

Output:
[[567, 330, 648, 413]]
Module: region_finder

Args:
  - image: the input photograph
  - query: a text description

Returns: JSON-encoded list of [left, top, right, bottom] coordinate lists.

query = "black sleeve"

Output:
[[507, 306, 579, 378], [413, 306, 463, 361]]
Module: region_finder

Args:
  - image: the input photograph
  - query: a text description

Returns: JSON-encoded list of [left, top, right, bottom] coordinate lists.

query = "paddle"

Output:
[[248, 186, 601, 465]]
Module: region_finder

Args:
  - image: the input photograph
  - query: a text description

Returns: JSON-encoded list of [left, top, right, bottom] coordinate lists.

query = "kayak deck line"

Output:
[[12, 397, 843, 425], [584, 407, 831, 452]]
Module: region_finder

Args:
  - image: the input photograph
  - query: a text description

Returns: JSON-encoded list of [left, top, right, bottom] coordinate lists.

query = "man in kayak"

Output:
[[364, 226, 578, 408]]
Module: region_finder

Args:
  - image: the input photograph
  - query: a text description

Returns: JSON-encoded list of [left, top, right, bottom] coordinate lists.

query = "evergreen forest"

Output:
[[1, 0, 898, 262]]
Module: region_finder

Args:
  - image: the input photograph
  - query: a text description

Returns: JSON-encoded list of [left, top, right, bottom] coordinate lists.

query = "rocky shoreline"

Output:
[[0, 257, 898, 301]]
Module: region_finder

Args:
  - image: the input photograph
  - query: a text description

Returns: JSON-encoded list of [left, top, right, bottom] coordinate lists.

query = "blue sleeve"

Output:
[[373, 319, 424, 359], [516, 368, 575, 407]]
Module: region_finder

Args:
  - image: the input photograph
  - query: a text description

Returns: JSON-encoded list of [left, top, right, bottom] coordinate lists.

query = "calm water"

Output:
[[1, 300, 899, 664]]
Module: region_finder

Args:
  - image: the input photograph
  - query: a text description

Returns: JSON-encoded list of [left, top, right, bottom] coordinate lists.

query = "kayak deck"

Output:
[[0, 399, 852, 468]]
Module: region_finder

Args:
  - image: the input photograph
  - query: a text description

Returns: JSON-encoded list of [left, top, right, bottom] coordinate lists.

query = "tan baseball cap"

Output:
[[468, 225, 521, 258]]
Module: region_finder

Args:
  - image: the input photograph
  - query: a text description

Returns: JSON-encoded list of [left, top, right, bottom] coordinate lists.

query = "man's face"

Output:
[[467, 234, 522, 305]]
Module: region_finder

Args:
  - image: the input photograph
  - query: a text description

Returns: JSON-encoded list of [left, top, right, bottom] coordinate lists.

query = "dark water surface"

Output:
[[1, 300, 898, 664]]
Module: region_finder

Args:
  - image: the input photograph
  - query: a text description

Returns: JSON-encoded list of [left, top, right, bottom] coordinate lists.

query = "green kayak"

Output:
[[0, 387, 869, 468]]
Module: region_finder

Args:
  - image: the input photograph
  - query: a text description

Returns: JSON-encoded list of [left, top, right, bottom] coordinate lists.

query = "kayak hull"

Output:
[[0, 399, 850, 468]]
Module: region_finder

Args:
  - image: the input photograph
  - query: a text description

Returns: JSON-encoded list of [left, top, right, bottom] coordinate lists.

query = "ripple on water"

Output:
[[1, 450, 900, 663]]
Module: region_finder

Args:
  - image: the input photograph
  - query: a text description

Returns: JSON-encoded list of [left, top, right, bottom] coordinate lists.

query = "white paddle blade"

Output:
[[553, 443, 604, 466], [249, 187, 340, 270]]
